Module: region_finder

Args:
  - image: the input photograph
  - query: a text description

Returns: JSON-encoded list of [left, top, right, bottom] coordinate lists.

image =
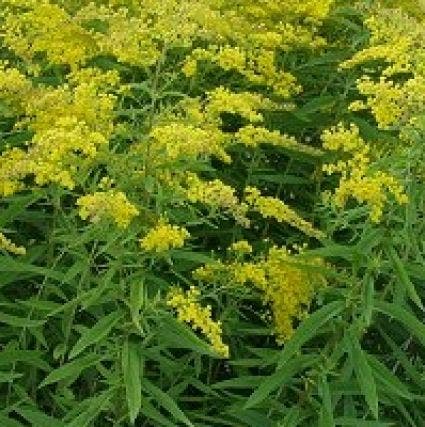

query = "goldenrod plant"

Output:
[[0, 1, 424, 425]]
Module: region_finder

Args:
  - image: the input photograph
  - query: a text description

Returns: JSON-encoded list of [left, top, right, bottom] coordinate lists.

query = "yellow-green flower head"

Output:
[[77, 190, 139, 229], [140, 221, 190, 253]]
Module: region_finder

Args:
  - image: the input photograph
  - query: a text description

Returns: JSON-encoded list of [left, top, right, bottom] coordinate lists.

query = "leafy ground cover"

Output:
[[1, 1, 425, 425]]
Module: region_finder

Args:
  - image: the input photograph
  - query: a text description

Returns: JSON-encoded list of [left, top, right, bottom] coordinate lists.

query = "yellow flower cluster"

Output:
[[234, 125, 322, 156], [140, 221, 190, 253], [0, 63, 32, 114], [205, 86, 276, 123], [185, 173, 250, 227], [180, 0, 334, 97], [244, 187, 325, 239], [332, 171, 408, 223], [183, 48, 301, 98], [166, 286, 229, 358], [147, 91, 320, 173], [193, 245, 326, 342], [76, 190, 139, 229], [2, 1, 95, 68], [349, 76, 425, 130], [228, 240, 253, 255], [0, 148, 31, 197], [0, 232, 26, 256], [150, 123, 230, 164], [0, 65, 117, 195], [322, 124, 408, 222], [380, 0, 425, 19], [341, 7, 425, 131], [2, 0, 332, 76]]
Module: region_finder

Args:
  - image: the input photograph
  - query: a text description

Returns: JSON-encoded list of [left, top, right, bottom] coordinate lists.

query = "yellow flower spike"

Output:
[[140, 221, 190, 253], [185, 173, 250, 227], [0, 148, 31, 197], [167, 286, 229, 358], [0, 232, 26, 256], [2, 2, 95, 67], [205, 86, 275, 123], [244, 186, 325, 240], [234, 125, 322, 156]]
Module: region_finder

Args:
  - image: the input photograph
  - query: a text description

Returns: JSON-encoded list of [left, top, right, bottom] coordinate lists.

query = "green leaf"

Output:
[[0, 312, 46, 328], [374, 301, 425, 347], [245, 355, 317, 409], [15, 406, 65, 427], [129, 281, 144, 331], [386, 247, 423, 310], [0, 256, 65, 282], [122, 338, 143, 424], [279, 407, 303, 427], [227, 409, 273, 427], [212, 376, 266, 389], [363, 275, 374, 327], [346, 333, 379, 419], [334, 418, 394, 426], [278, 301, 344, 368], [39, 354, 102, 388], [68, 312, 121, 359], [142, 379, 193, 427], [304, 244, 358, 262], [66, 390, 112, 427], [0, 371, 23, 382], [367, 354, 413, 400], [378, 327, 425, 389], [140, 397, 176, 427], [0, 414, 25, 427], [319, 376, 335, 427], [0, 193, 41, 227], [0, 350, 51, 371], [170, 251, 214, 264]]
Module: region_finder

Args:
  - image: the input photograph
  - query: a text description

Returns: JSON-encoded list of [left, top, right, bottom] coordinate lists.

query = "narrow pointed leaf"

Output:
[[387, 247, 423, 310], [66, 390, 112, 427], [346, 333, 379, 419], [69, 312, 121, 359], [374, 301, 425, 347], [278, 301, 344, 368], [39, 354, 102, 388], [142, 379, 193, 427], [122, 338, 143, 424]]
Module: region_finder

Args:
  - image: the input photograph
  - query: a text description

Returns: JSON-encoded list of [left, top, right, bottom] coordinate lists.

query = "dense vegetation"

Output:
[[1, 1, 425, 425]]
